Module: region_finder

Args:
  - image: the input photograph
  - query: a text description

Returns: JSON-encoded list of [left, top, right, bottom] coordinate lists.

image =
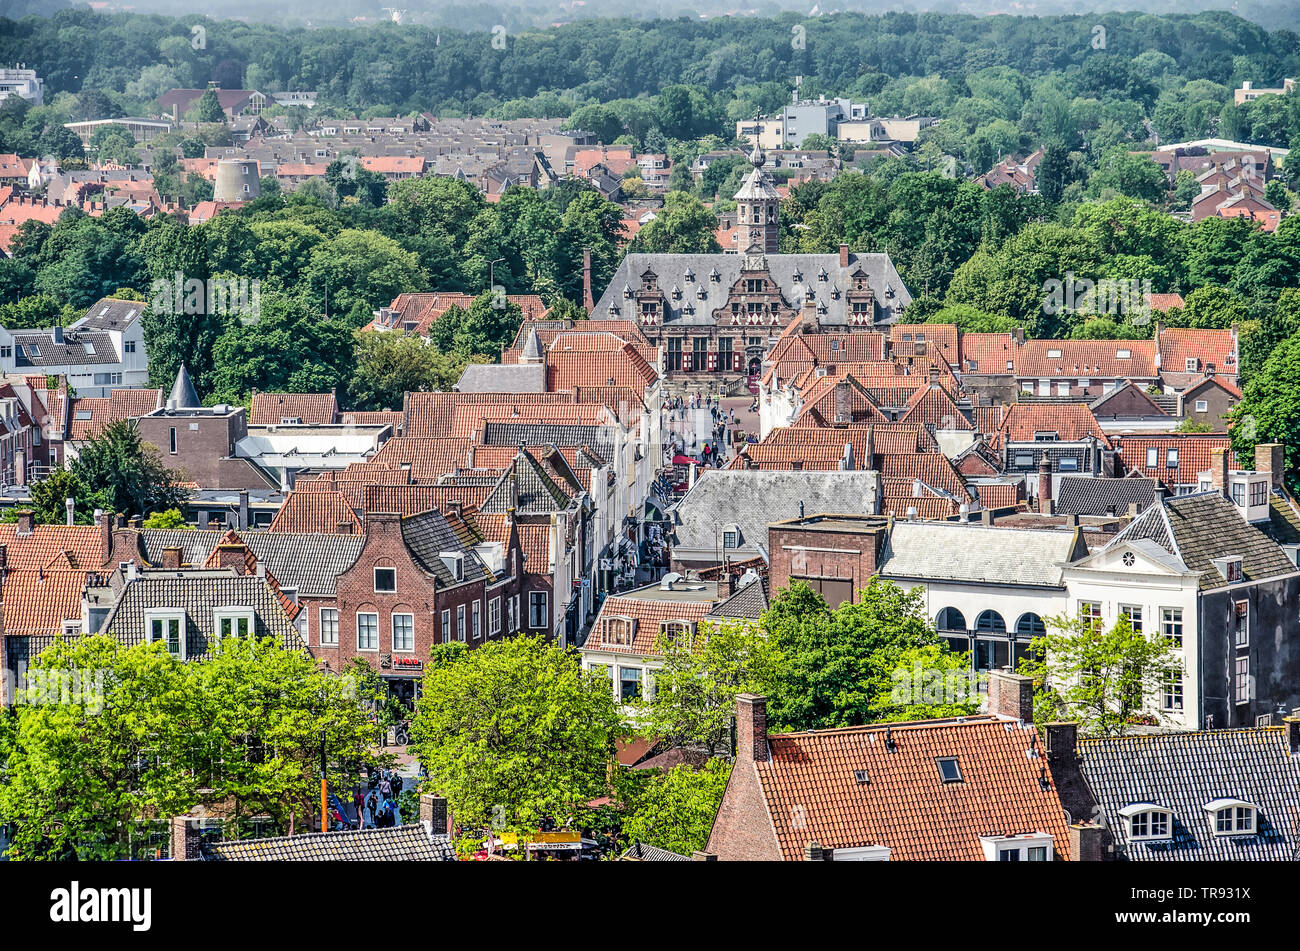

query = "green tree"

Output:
[[24, 469, 108, 525], [427, 293, 523, 362], [628, 192, 720, 254], [636, 618, 778, 756], [868, 643, 981, 722], [1018, 613, 1180, 735], [410, 635, 622, 853], [71, 420, 189, 519], [349, 329, 466, 411], [1229, 326, 1300, 491], [194, 88, 227, 124], [616, 759, 731, 856], [142, 508, 189, 529], [761, 578, 952, 732]]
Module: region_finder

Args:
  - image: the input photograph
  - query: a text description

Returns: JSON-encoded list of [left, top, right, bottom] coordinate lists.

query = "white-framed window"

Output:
[[1162, 669, 1184, 711], [1145, 447, 1158, 468], [619, 666, 642, 702], [1160, 607, 1183, 648], [1234, 655, 1250, 703], [1120, 604, 1143, 634], [660, 619, 695, 646], [489, 596, 501, 635], [1195, 400, 1208, 412], [441, 609, 451, 643], [1120, 804, 1173, 841], [373, 567, 396, 593], [457, 604, 466, 642], [529, 591, 548, 629], [213, 608, 254, 642], [722, 531, 738, 549], [1234, 600, 1249, 646], [831, 846, 891, 861], [320, 608, 339, 646], [1078, 601, 1102, 627], [392, 612, 414, 652], [1166, 448, 1179, 469], [357, 612, 379, 651], [1207, 800, 1256, 836], [147, 612, 185, 659], [599, 615, 636, 646], [1185, 357, 1198, 373], [472, 600, 482, 640], [980, 834, 1053, 862]]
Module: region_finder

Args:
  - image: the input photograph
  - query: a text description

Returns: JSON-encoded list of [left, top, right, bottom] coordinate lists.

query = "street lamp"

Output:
[[489, 257, 505, 292]]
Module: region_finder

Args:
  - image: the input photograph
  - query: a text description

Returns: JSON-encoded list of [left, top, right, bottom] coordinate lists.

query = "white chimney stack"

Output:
[[65, 496, 75, 526]]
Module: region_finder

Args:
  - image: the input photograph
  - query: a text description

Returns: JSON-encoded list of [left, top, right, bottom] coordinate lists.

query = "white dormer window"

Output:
[[1047, 348, 1062, 359], [1118, 803, 1173, 841], [1146, 447, 1158, 468], [1186, 357, 1198, 373], [146, 610, 186, 660], [600, 615, 636, 647], [1205, 799, 1256, 836], [280, 416, 301, 425], [439, 552, 465, 582], [1116, 349, 1131, 359], [660, 619, 696, 645], [213, 608, 255, 642], [980, 833, 1053, 861], [831, 846, 891, 861]]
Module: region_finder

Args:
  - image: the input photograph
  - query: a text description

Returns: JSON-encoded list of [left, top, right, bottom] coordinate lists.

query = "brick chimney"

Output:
[[215, 542, 249, 573], [419, 793, 452, 836], [1044, 722, 1078, 772], [735, 694, 769, 763], [15, 510, 33, 537], [160, 547, 182, 571], [1255, 443, 1285, 489], [839, 243, 849, 268], [833, 381, 851, 424], [337, 521, 354, 534], [170, 816, 201, 861], [988, 668, 1034, 722], [1037, 457, 1053, 514], [98, 511, 111, 563], [1209, 446, 1231, 498], [1285, 715, 1299, 756], [1068, 823, 1104, 862]]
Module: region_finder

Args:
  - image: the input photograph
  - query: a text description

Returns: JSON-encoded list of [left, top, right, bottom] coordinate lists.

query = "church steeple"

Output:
[[734, 140, 781, 254]]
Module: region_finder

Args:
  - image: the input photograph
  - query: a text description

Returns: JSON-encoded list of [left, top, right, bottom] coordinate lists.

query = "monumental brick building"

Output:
[[590, 146, 912, 385]]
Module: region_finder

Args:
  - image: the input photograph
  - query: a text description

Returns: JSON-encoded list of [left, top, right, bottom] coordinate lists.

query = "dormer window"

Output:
[[146, 611, 186, 660], [1205, 799, 1256, 836], [280, 417, 302, 425], [439, 552, 465, 583], [684, 269, 694, 283], [1047, 348, 1062, 359], [660, 619, 696, 645], [1186, 357, 1198, 373], [600, 615, 636, 647], [214, 608, 255, 642], [1118, 803, 1173, 841], [818, 268, 828, 282]]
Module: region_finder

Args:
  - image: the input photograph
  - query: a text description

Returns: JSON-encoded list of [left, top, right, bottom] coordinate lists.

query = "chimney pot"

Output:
[[838, 243, 849, 268]]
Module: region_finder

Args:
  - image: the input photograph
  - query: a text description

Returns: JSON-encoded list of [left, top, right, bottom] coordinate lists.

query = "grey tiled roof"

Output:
[[239, 531, 366, 597], [1112, 492, 1298, 590], [707, 575, 769, 620], [71, 297, 145, 331], [671, 470, 879, 557], [400, 510, 486, 587], [456, 363, 547, 393], [1055, 476, 1156, 516], [141, 529, 227, 566], [480, 449, 576, 516], [879, 521, 1083, 587], [482, 422, 613, 460], [11, 329, 118, 367], [1080, 728, 1300, 861], [593, 251, 911, 326], [101, 572, 305, 657], [621, 841, 691, 861], [207, 826, 456, 861]]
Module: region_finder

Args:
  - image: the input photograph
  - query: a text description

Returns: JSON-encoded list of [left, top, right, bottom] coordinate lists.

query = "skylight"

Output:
[[936, 757, 962, 783]]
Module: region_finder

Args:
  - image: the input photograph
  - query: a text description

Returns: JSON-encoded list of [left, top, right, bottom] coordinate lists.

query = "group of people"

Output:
[[332, 767, 405, 831]]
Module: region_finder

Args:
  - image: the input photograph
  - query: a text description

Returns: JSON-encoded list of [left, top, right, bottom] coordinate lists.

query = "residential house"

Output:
[[0, 297, 150, 398]]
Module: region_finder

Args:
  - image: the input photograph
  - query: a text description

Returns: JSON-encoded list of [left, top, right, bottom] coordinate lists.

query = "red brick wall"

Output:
[[706, 759, 783, 860], [767, 524, 882, 601]]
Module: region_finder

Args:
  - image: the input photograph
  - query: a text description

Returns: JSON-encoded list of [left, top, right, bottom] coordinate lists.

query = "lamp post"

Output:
[[319, 729, 327, 833], [489, 257, 505, 293]]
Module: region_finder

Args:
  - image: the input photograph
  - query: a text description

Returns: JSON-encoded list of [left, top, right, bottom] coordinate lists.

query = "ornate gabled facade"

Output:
[[591, 149, 911, 384]]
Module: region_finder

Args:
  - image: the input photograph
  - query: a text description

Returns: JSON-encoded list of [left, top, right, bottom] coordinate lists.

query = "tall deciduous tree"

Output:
[[410, 635, 622, 852], [71, 420, 189, 518]]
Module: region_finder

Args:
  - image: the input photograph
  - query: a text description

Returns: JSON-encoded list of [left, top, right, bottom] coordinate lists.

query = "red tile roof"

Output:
[[890, 323, 958, 365], [267, 489, 361, 534], [586, 593, 715, 656], [992, 403, 1110, 449], [1015, 339, 1158, 379], [369, 436, 474, 477], [754, 715, 1073, 861], [959, 333, 1018, 374], [1110, 433, 1233, 487], [249, 392, 339, 425], [0, 524, 104, 570], [876, 452, 971, 501], [0, 569, 89, 637], [1156, 327, 1238, 380], [898, 384, 974, 430]]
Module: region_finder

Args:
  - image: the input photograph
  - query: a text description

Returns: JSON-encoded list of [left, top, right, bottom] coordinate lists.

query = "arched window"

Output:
[[1015, 613, 1046, 638], [975, 610, 1007, 634], [936, 607, 967, 632]]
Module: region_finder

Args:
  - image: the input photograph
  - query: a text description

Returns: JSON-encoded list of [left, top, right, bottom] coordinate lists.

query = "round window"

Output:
[[1122, 552, 1135, 567]]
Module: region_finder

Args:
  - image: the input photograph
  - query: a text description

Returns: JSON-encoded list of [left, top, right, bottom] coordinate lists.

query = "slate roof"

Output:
[[456, 362, 547, 393], [140, 528, 227, 567], [671, 470, 880, 557], [755, 716, 1074, 861], [1079, 728, 1300, 861], [1108, 492, 1299, 590], [1055, 476, 1157, 517], [71, 297, 145, 331], [100, 572, 306, 657], [593, 251, 911, 327], [237, 531, 365, 597], [621, 841, 691, 861], [880, 520, 1085, 587], [10, 329, 119, 367], [481, 422, 614, 460], [400, 509, 488, 587], [706, 575, 768, 621], [207, 825, 456, 861], [479, 448, 576, 516]]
